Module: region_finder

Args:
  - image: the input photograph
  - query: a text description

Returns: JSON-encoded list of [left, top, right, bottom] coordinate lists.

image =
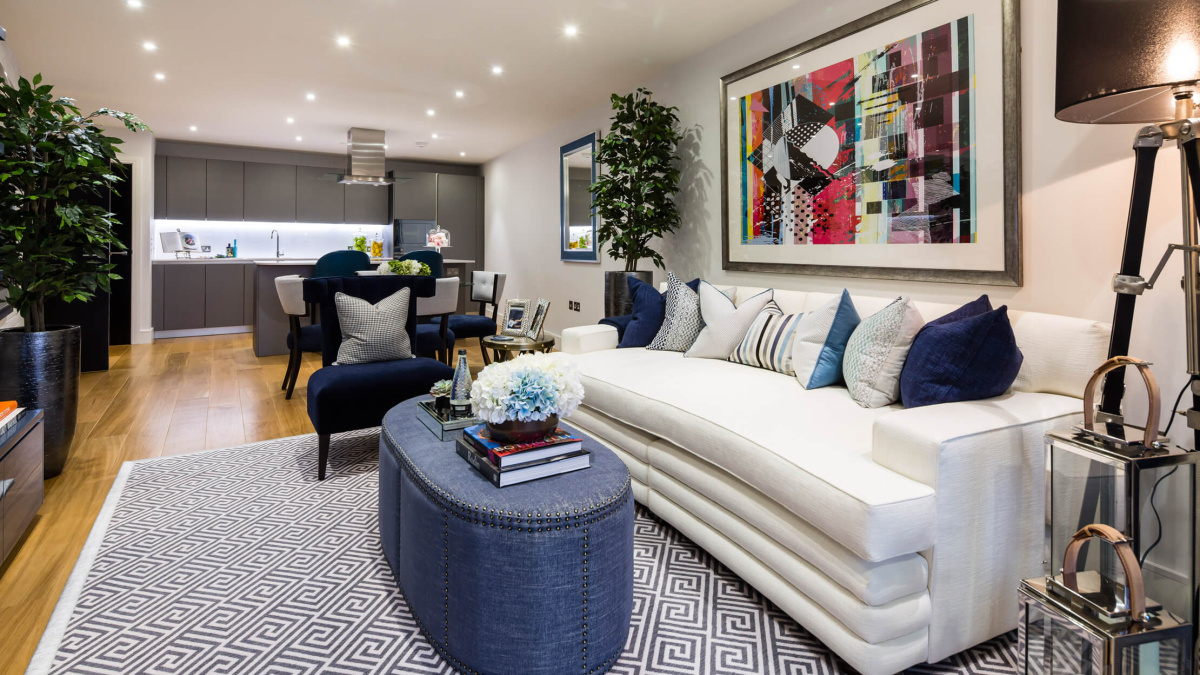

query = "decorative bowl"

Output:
[[486, 415, 559, 444]]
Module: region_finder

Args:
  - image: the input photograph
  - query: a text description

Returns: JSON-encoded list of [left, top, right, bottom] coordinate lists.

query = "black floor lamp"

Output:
[[1056, 0, 1200, 444]]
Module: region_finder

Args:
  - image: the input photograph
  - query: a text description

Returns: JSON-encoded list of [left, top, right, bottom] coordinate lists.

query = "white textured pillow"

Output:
[[686, 284, 773, 360], [842, 296, 924, 408], [647, 272, 704, 352]]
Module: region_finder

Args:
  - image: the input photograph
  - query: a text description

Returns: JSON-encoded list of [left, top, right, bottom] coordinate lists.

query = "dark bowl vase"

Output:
[[487, 414, 559, 444], [604, 271, 652, 318], [434, 395, 451, 415], [0, 325, 81, 478]]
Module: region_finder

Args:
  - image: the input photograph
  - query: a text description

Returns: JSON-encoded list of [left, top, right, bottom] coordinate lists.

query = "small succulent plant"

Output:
[[430, 379, 453, 398]]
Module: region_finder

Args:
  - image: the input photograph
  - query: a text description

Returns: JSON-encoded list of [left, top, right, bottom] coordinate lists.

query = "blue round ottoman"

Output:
[[378, 399, 634, 675]]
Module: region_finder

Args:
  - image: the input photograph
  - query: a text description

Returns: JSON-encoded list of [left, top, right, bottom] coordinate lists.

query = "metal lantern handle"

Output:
[[1082, 356, 1160, 446], [1062, 523, 1147, 620]]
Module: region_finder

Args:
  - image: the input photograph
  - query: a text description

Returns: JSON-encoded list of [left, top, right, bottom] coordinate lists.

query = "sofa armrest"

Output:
[[872, 391, 1081, 488], [871, 391, 1082, 661], [561, 324, 619, 355]]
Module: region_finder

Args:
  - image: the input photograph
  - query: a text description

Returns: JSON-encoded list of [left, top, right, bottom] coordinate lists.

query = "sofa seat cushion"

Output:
[[570, 347, 936, 561], [307, 357, 454, 435]]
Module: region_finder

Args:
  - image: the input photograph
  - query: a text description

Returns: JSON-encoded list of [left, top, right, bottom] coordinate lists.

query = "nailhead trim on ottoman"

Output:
[[379, 398, 635, 675]]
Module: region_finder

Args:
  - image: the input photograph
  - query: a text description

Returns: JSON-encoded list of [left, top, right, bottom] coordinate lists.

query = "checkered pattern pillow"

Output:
[[334, 288, 412, 365], [647, 273, 704, 352]]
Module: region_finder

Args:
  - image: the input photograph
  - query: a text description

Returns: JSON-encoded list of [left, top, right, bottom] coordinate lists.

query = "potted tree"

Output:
[[0, 75, 146, 477], [590, 87, 683, 317]]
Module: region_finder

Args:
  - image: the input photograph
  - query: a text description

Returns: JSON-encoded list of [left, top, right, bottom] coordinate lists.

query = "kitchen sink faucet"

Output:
[[270, 229, 283, 258]]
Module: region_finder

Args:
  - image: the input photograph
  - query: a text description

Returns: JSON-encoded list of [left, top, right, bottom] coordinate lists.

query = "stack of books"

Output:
[[456, 424, 590, 487], [0, 401, 25, 436]]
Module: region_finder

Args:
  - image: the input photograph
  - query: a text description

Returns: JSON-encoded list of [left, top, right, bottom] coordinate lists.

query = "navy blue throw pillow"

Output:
[[899, 295, 1024, 408], [618, 276, 666, 348]]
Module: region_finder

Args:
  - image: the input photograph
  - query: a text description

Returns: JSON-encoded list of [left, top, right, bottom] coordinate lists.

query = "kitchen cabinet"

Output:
[[436, 174, 482, 311], [206, 160, 244, 221], [165, 156, 207, 220], [154, 158, 167, 219], [151, 264, 164, 329], [243, 263, 255, 330], [244, 162, 297, 222], [204, 264, 246, 328], [345, 183, 390, 224], [296, 166, 344, 224], [392, 172, 437, 220], [161, 264, 206, 331]]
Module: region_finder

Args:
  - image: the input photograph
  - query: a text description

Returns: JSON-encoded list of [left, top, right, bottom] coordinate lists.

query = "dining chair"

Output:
[[415, 276, 460, 364], [399, 249, 444, 278], [313, 250, 372, 278], [442, 271, 506, 365], [274, 275, 321, 399]]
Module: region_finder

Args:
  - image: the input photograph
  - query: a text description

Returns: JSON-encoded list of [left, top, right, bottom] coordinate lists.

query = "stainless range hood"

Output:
[[329, 127, 408, 186]]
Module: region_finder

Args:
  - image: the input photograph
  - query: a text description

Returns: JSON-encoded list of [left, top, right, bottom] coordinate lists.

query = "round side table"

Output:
[[481, 335, 555, 363]]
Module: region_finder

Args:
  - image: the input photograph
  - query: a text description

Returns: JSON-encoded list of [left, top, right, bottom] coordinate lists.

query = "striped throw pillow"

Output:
[[728, 301, 802, 375]]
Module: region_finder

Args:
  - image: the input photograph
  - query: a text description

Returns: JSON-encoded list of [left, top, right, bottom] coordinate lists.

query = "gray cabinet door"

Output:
[[244, 162, 297, 222], [436, 174, 480, 261], [296, 166, 344, 223], [392, 172, 436, 220], [345, 183, 389, 224], [154, 158, 167, 219], [243, 263, 256, 327], [162, 264, 206, 331], [204, 264, 246, 328], [165, 157, 207, 220], [206, 160, 244, 221], [151, 265, 164, 330]]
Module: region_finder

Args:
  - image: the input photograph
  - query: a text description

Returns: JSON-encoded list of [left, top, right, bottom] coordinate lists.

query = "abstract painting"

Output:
[[721, 0, 1020, 286]]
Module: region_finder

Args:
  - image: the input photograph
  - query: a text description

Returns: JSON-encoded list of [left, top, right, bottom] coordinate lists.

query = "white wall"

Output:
[[102, 125, 157, 345], [484, 0, 1195, 444]]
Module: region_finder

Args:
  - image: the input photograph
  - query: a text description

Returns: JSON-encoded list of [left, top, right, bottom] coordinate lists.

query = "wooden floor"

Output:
[[0, 333, 487, 675]]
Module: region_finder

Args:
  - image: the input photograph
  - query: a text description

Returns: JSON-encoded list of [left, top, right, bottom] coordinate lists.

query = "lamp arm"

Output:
[[1114, 243, 1200, 295]]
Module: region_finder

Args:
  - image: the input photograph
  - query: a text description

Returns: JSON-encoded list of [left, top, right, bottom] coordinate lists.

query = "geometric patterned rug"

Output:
[[27, 429, 1020, 675]]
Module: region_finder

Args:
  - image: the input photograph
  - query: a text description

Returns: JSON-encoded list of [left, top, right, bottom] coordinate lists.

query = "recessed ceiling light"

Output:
[[455, 90, 464, 98], [383, 144, 388, 150], [154, 72, 166, 81], [286, 117, 294, 124], [142, 41, 157, 52], [431, 133, 439, 139], [336, 35, 351, 48], [306, 92, 316, 101], [792, 65, 800, 69], [295, 136, 303, 141], [189, 125, 197, 132], [126, 0, 142, 8], [426, 108, 436, 117], [564, 24, 579, 37], [459, 151, 466, 157], [729, 96, 736, 101], [491, 65, 503, 75]]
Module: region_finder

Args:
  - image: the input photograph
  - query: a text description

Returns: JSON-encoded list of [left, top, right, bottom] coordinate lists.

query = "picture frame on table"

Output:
[[719, 0, 1021, 286], [500, 299, 531, 337], [524, 299, 550, 340]]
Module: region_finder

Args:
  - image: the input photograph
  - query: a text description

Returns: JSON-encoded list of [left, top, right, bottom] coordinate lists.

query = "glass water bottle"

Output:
[[450, 349, 473, 419]]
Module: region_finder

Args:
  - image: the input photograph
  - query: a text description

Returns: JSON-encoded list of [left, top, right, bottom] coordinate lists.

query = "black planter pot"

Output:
[[0, 325, 80, 478], [603, 271, 652, 318]]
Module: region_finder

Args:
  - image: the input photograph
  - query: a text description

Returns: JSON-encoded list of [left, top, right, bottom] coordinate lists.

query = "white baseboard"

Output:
[[154, 325, 253, 339]]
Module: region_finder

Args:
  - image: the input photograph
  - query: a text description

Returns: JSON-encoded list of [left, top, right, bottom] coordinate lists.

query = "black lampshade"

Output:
[[1056, 0, 1200, 124]]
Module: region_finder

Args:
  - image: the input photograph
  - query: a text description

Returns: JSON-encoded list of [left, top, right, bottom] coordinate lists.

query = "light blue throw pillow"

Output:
[[792, 289, 860, 389]]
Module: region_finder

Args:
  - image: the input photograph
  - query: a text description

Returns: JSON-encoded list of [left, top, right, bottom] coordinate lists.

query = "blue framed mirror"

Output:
[[560, 133, 598, 262]]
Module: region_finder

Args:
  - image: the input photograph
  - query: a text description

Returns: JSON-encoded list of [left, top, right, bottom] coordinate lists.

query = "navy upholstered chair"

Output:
[[303, 275, 454, 480], [415, 276, 459, 363], [274, 274, 321, 399], [399, 249, 444, 278], [444, 271, 506, 365], [313, 249, 372, 278]]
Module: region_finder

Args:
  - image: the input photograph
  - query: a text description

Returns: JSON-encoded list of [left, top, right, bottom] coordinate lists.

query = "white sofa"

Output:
[[560, 285, 1109, 675]]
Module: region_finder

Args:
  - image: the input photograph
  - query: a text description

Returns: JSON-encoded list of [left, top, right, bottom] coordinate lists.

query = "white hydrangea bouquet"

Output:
[[380, 259, 431, 276], [471, 353, 585, 439]]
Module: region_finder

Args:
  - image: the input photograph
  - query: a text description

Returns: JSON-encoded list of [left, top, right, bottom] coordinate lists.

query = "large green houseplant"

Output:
[[0, 74, 146, 477], [590, 87, 682, 316]]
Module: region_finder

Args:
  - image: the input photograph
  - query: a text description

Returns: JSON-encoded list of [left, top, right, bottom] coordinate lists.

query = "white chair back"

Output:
[[418, 277, 460, 317], [274, 275, 306, 316], [471, 271, 506, 304]]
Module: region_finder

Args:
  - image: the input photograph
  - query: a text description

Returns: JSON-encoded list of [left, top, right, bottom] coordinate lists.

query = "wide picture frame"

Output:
[[719, 0, 1021, 286]]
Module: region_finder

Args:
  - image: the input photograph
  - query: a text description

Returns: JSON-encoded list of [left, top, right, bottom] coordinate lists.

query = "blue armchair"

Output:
[[303, 275, 454, 480]]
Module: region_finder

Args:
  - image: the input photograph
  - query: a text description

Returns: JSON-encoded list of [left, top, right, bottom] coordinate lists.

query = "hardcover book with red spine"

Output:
[[462, 424, 583, 468]]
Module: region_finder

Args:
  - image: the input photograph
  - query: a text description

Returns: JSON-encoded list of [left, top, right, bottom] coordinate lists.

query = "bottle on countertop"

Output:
[[232, 239, 238, 258], [225, 242, 233, 257], [450, 349, 473, 419]]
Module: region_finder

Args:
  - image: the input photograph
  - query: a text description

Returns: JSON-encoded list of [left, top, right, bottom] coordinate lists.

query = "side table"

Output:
[[0, 409, 43, 569], [481, 335, 555, 363]]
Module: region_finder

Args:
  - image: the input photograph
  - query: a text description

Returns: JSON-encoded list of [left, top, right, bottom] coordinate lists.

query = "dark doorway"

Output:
[[108, 163, 133, 346]]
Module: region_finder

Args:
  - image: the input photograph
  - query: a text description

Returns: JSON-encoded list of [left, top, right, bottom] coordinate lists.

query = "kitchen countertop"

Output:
[[153, 257, 475, 265]]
